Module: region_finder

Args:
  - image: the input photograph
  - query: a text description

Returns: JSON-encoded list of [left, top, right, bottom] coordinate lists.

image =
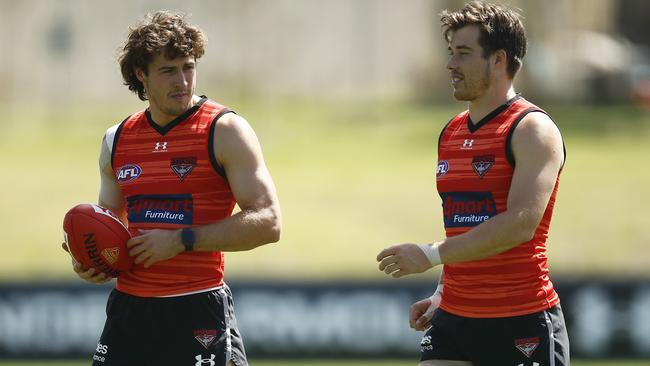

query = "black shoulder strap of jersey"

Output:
[[437, 116, 456, 155], [109, 116, 130, 169], [505, 108, 567, 168], [208, 109, 237, 179]]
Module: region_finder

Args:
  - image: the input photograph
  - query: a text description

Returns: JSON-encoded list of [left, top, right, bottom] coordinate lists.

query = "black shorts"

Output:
[[92, 285, 247, 366], [420, 304, 570, 366]]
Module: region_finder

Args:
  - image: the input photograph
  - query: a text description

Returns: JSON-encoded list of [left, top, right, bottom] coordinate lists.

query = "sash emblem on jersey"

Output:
[[193, 329, 217, 349], [471, 155, 494, 178], [171, 157, 197, 181], [515, 337, 540, 358]]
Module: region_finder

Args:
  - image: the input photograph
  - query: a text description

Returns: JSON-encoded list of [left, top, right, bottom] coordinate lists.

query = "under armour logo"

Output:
[[195, 354, 216, 366], [154, 142, 168, 151], [461, 139, 474, 149]]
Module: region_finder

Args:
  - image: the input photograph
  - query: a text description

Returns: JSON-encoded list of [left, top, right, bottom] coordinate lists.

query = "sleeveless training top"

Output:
[[436, 95, 563, 318], [109, 96, 236, 297]]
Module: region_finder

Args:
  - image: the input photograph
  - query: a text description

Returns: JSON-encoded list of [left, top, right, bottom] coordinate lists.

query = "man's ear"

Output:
[[492, 49, 508, 68], [134, 67, 147, 83]]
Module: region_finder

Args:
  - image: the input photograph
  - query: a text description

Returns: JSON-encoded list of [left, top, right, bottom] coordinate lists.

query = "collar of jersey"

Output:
[[145, 95, 208, 136], [466, 94, 521, 133]]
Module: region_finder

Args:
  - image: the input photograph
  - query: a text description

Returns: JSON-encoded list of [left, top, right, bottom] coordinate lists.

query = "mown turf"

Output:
[[1, 99, 649, 280]]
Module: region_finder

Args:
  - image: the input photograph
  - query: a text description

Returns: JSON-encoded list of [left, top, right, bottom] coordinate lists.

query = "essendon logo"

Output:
[[440, 191, 497, 228], [472, 155, 494, 178], [127, 194, 193, 225], [515, 337, 540, 358], [116, 164, 142, 183], [171, 157, 197, 181], [193, 329, 217, 349]]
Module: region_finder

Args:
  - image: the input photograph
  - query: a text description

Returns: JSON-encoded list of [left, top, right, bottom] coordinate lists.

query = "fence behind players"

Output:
[[0, 279, 648, 359]]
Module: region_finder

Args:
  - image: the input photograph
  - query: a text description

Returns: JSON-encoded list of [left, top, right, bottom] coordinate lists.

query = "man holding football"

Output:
[[377, 2, 570, 365], [64, 11, 281, 366]]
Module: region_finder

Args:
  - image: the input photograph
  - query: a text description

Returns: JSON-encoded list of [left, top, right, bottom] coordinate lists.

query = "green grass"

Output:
[[1, 99, 649, 280], [0, 359, 646, 366]]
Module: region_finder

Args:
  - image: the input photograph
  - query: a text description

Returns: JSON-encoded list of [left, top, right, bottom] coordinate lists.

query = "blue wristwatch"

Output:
[[181, 228, 195, 252]]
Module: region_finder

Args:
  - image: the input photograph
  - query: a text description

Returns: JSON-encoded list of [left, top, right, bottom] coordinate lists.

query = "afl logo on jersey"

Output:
[[436, 160, 449, 179], [117, 164, 142, 183]]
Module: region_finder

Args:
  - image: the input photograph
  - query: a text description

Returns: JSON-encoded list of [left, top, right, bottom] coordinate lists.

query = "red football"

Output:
[[63, 203, 133, 277]]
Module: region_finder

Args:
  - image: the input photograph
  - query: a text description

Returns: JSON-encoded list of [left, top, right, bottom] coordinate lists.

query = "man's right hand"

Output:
[[409, 290, 442, 331], [62, 242, 112, 284]]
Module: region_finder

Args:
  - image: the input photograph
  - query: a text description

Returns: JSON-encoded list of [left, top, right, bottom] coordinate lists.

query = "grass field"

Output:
[[1, 99, 650, 280], [0, 99, 649, 280], [0, 360, 647, 366]]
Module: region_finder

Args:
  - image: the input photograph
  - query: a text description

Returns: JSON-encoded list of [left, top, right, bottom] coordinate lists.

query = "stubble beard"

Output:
[[161, 102, 190, 118], [153, 93, 194, 118], [453, 64, 491, 102], [145, 79, 194, 119]]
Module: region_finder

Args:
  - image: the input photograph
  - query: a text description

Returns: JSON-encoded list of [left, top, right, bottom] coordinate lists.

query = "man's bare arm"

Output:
[[193, 112, 282, 251], [98, 135, 127, 221]]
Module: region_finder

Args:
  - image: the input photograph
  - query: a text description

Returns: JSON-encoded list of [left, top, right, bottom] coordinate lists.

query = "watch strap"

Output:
[[181, 228, 195, 252]]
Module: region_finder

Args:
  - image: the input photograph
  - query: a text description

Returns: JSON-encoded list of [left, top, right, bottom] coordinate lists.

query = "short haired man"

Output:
[[377, 2, 570, 365]]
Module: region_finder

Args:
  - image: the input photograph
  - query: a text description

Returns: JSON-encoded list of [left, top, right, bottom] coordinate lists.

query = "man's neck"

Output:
[[468, 86, 517, 124], [148, 94, 201, 127]]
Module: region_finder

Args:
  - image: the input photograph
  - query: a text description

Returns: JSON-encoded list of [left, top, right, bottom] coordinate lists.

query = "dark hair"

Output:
[[440, 1, 527, 78], [118, 11, 207, 100]]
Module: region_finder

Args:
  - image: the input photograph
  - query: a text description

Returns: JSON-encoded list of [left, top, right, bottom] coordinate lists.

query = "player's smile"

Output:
[[450, 72, 464, 87]]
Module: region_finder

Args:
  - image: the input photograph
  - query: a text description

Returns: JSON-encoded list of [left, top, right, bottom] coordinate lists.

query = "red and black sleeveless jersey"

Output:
[[109, 96, 236, 297], [436, 95, 563, 318]]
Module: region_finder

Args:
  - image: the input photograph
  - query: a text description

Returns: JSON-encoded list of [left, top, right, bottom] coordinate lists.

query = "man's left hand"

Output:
[[127, 229, 184, 268], [376, 243, 433, 278]]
